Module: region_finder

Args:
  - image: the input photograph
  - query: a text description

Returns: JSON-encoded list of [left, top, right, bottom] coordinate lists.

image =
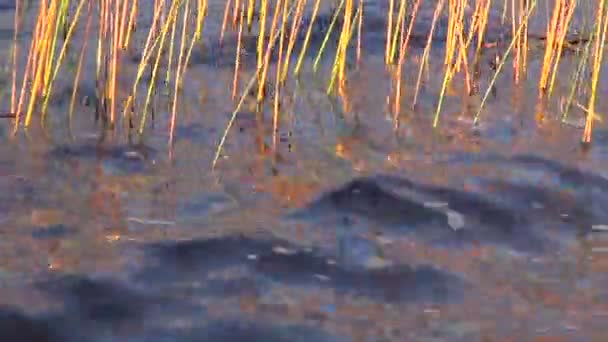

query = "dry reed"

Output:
[[6, 0, 605, 154]]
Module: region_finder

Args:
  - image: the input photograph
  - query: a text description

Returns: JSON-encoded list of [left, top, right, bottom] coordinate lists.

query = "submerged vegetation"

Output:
[[4, 0, 608, 166]]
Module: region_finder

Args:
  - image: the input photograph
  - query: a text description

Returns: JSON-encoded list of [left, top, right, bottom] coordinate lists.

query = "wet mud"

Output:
[[292, 152, 608, 254], [139, 235, 467, 303]]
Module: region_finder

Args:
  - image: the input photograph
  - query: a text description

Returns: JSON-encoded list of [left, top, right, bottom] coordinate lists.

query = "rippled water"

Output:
[[1, 0, 608, 341]]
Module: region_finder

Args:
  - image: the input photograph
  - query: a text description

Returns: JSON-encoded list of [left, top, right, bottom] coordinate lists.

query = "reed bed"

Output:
[[4, 0, 606, 164]]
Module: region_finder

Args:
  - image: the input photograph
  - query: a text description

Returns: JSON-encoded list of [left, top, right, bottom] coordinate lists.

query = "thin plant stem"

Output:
[[474, 0, 537, 124], [170, 0, 190, 145], [294, 0, 320, 75]]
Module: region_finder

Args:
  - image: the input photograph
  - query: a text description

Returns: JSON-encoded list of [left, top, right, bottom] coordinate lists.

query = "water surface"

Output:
[[1, 1, 608, 341]]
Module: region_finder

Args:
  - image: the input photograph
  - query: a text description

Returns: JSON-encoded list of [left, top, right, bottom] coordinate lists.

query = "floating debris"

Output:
[[272, 246, 297, 255], [592, 225, 608, 232], [127, 217, 175, 226], [446, 210, 466, 231]]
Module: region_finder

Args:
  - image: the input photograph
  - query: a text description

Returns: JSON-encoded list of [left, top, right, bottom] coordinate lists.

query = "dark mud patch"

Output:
[[471, 179, 594, 235], [289, 175, 548, 253], [139, 235, 280, 278], [198, 277, 261, 298], [137, 235, 467, 303], [289, 177, 450, 228], [255, 249, 466, 302], [444, 153, 608, 192], [449, 153, 608, 227], [508, 154, 608, 190], [291, 152, 608, 254], [380, 175, 544, 251]]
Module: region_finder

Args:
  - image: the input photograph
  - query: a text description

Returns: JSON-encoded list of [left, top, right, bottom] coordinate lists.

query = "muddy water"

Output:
[[1, 0, 608, 341]]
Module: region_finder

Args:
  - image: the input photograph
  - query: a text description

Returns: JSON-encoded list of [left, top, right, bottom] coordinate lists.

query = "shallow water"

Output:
[[1, 1, 608, 341]]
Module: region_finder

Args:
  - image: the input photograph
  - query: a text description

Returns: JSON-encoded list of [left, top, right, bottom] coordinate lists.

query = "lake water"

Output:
[[1, 0, 608, 340]]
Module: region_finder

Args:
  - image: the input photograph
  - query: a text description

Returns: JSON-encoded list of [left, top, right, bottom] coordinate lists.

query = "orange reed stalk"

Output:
[[220, 0, 233, 44], [118, 0, 130, 49], [356, 0, 363, 66], [547, 0, 576, 96], [280, 0, 306, 83], [32, 0, 47, 95], [42, 0, 58, 96], [247, 0, 256, 31], [123, 0, 166, 116], [445, 0, 457, 66], [450, 0, 466, 73], [338, 0, 354, 86], [13, 4, 44, 132], [233, 0, 241, 29], [140, 0, 165, 64], [257, 0, 268, 69], [388, 0, 406, 65], [110, 0, 121, 125], [29, 0, 46, 90], [257, 0, 283, 103], [180, 0, 208, 84], [70, 0, 94, 119], [413, 0, 445, 108], [583, 0, 608, 144], [170, 0, 191, 145], [385, 0, 394, 65], [232, 2, 246, 99], [538, 0, 562, 96], [10, 0, 22, 114], [394, 0, 421, 119], [477, 0, 492, 51], [124, 0, 138, 47], [25, 0, 57, 127], [200, 0, 209, 39], [273, 0, 291, 149], [294, 0, 320, 75]]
